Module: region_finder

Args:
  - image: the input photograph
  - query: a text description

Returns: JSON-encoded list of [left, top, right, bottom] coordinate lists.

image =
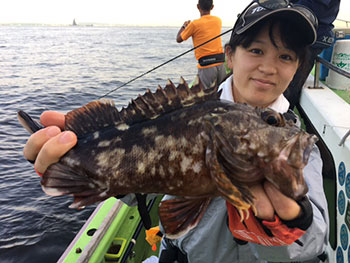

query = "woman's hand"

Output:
[[23, 111, 77, 174], [252, 181, 301, 221]]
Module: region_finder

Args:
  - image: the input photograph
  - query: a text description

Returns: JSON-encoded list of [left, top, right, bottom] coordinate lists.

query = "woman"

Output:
[[23, 1, 329, 262]]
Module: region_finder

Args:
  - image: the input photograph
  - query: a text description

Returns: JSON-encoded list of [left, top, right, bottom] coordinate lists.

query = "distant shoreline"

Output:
[[0, 23, 184, 28], [0, 22, 235, 28], [1, 21, 347, 29]]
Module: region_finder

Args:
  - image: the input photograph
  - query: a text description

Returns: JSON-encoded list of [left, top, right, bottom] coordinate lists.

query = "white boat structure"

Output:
[[298, 26, 350, 262]]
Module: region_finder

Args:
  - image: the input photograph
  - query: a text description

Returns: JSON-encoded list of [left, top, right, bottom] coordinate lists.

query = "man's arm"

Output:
[[176, 20, 190, 43]]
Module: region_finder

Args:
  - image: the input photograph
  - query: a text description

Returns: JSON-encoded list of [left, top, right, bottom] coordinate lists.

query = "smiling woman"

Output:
[[225, 19, 305, 108]]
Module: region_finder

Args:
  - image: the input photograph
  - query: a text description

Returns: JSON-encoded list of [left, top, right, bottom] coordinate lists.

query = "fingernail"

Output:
[[58, 131, 75, 144], [46, 126, 60, 137], [34, 166, 43, 177]]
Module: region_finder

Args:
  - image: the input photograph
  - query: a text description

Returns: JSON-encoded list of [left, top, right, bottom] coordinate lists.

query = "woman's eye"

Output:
[[250, 48, 262, 55], [280, 54, 294, 61]]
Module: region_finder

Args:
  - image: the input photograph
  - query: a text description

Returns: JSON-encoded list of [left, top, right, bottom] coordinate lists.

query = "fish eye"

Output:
[[266, 115, 278, 125], [261, 109, 284, 127]]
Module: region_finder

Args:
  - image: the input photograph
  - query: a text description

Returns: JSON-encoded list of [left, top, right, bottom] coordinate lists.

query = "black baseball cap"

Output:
[[232, 2, 318, 46]]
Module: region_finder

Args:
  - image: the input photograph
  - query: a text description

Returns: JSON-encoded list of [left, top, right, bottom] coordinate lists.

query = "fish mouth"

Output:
[[265, 133, 318, 200]]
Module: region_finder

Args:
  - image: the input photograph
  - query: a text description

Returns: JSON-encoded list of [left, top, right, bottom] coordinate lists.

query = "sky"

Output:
[[0, 0, 349, 27]]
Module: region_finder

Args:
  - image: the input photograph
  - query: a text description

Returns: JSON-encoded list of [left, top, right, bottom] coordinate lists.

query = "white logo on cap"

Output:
[[251, 6, 265, 14]]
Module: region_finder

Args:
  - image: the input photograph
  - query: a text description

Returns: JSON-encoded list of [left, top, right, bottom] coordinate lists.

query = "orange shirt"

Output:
[[181, 15, 224, 69]]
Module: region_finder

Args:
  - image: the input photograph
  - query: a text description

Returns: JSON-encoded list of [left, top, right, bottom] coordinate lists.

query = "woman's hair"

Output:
[[227, 14, 311, 69]]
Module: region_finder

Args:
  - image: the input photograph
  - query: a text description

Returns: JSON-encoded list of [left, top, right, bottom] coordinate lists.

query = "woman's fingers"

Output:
[[34, 131, 77, 174], [264, 181, 301, 221], [251, 182, 302, 221], [251, 184, 275, 221], [23, 110, 75, 175], [23, 126, 62, 162], [40, 111, 65, 130]]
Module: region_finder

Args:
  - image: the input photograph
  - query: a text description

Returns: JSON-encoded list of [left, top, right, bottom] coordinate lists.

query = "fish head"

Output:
[[264, 131, 318, 200]]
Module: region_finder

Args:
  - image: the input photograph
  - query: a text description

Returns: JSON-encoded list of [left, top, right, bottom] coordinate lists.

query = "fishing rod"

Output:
[[98, 28, 233, 99]]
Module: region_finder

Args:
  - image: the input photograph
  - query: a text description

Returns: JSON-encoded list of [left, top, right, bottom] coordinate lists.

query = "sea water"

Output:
[[0, 25, 230, 262]]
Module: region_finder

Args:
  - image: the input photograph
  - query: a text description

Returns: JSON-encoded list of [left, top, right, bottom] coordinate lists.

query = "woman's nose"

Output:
[[258, 58, 277, 75]]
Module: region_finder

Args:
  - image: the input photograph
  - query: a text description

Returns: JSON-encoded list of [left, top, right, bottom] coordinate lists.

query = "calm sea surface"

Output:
[[0, 25, 231, 262]]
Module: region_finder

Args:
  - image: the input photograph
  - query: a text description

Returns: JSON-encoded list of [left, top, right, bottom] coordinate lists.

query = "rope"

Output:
[[98, 28, 233, 99]]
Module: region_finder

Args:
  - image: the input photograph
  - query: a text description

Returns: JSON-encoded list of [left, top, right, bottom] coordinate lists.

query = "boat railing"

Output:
[[335, 18, 350, 28], [312, 56, 350, 146], [312, 56, 350, 89]]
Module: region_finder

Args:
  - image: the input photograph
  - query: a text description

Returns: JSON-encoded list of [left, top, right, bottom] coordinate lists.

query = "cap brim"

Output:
[[236, 8, 317, 45]]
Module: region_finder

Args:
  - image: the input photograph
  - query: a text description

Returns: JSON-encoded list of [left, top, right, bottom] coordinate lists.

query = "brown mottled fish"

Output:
[[17, 77, 317, 239]]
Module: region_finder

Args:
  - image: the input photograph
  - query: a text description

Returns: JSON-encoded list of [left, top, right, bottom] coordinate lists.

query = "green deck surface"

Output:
[[61, 197, 161, 263], [332, 89, 350, 103]]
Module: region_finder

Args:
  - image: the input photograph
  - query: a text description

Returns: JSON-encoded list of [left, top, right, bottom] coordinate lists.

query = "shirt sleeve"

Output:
[[181, 22, 195, 41]]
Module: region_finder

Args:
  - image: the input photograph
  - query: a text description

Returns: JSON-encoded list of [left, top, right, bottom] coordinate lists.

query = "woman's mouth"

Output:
[[252, 78, 275, 88]]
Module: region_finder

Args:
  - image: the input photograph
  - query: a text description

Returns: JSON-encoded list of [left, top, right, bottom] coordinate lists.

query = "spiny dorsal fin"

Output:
[[120, 76, 219, 124], [65, 99, 121, 137], [64, 77, 219, 137]]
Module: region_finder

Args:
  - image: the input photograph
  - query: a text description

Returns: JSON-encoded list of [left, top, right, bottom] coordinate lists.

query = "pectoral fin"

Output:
[[205, 123, 255, 219], [159, 197, 211, 239]]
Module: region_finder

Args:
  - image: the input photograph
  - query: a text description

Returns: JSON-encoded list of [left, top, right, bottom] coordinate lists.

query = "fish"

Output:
[[17, 77, 318, 239]]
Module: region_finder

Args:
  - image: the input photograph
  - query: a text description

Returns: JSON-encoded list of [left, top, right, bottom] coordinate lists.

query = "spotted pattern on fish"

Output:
[[116, 123, 129, 131], [98, 140, 111, 147], [141, 127, 158, 136], [137, 161, 146, 174], [180, 155, 193, 174], [192, 161, 203, 174], [96, 148, 125, 172], [93, 131, 99, 140], [64, 157, 81, 167], [18, 77, 318, 240]]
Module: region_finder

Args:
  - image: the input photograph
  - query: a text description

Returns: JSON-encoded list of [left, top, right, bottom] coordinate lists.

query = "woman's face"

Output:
[[226, 24, 300, 108]]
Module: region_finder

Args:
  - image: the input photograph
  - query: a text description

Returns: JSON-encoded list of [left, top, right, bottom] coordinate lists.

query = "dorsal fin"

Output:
[[120, 76, 219, 124], [64, 77, 219, 137], [65, 99, 122, 137]]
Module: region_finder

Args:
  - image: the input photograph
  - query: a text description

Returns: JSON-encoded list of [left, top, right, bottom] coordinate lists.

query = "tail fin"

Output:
[[42, 162, 110, 209], [17, 111, 43, 134], [17, 110, 112, 209]]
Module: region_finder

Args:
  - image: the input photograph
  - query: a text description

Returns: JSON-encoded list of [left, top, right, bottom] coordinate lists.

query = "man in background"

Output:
[[176, 0, 226, 89]]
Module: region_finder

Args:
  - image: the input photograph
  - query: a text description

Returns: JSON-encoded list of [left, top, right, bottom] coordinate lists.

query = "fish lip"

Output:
[[265, 133, 314, 200], [266, 175, 307, 200], [303, 134, 318, 163]]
